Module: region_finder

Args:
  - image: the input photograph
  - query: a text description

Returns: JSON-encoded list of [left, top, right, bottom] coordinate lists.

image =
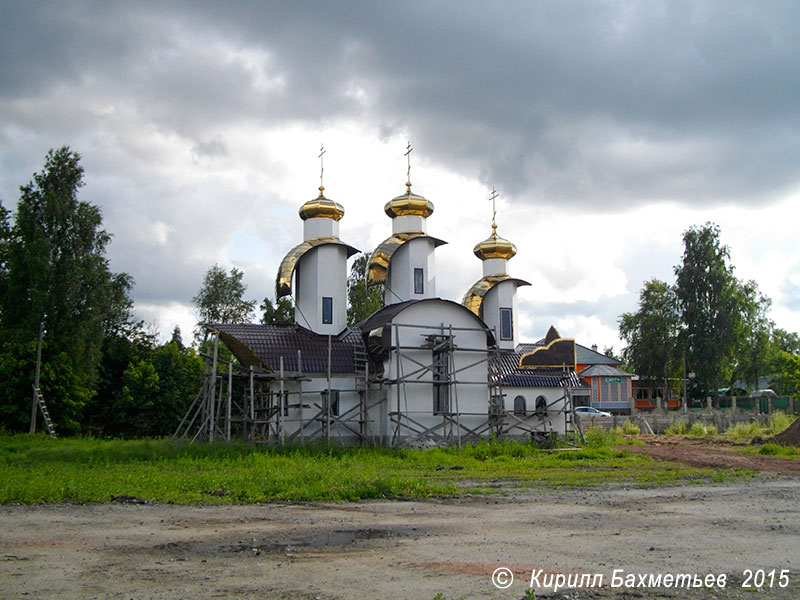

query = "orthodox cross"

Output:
[[405, 141, 413, 190], [318, 143, 326, 190], [489, 187, 499, 229]]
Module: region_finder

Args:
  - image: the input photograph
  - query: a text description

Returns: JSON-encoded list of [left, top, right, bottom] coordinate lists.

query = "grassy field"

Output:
[[0, 434, 743, 505]]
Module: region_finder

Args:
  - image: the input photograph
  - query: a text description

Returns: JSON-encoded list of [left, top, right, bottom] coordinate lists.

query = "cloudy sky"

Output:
[[2, 1, 799, 351]]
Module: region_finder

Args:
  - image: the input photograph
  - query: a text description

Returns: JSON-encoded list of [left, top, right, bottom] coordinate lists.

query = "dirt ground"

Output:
[[2, 440, 798, 600], [625, 435, 800, 476]]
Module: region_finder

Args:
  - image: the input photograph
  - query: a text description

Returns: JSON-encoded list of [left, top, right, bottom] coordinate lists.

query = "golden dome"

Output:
[[473, 225, 517, 260], [298, 186, 345, 221], [384, 183, 434, 218]]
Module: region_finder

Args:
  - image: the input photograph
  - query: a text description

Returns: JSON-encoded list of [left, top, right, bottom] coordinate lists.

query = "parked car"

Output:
[[748, 389, 777, 398], [574, 406, 612, 418]]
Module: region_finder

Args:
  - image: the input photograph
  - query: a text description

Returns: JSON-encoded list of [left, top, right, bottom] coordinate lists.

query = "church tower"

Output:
[[367, 144, 446, 305], [275, 149, 358, 334], [462, 189, 529, 350]]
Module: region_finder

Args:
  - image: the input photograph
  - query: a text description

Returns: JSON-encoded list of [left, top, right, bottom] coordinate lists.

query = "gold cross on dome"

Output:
[[489, 187, 499, 229], [318, 143, 326, 189], [405, 141, 413, 190]]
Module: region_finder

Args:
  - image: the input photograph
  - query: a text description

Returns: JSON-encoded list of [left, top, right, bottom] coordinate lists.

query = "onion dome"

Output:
[[298, 186, 345, 221], [384, 182, 434, 219], [473, 224, 517, 260]]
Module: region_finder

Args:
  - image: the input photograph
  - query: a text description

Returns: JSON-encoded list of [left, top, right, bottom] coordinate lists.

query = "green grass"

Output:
[[738, 443, 800, 459], [0, 434, 744, 505], [726, 411, 797, 441]]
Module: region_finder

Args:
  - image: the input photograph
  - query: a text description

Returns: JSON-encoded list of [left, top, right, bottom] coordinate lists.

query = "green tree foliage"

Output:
[[0, 147, 133, 432], [773, 351, 800, 397], [169, 325, 185, 351], [192, 264, 256, 341], [619, 279, 680, 387], [97, 339, 204, 438], [674, 223, 742, 397], [0, 202, 10, 309], [731, 280, 774, 390], [87, 322, 156, 434], [346, 253, 383, 325], [261, 296, 294, 325], [772, 328, 800, 355]]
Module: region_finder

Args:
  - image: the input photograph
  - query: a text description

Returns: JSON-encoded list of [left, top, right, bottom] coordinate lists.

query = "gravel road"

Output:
[[1, 476, 798, 599]]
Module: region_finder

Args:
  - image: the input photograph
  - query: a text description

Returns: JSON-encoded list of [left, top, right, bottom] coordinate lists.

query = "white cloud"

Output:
[[1, 1, 799, 347]]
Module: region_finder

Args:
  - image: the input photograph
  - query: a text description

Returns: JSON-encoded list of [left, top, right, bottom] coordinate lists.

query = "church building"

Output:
[[178, 150, 585, 446]]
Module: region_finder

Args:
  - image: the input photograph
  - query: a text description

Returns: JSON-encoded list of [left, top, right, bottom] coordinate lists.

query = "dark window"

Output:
[[513, 395, 527, 416], [414, 268, 424, 294], [432, 350, 449, 414], [535, 395, 548, 416], [499, 308, 513, 340], [322, 297, 333, 324], [321, 389, 340, 417], [282, 391, 289, 416]]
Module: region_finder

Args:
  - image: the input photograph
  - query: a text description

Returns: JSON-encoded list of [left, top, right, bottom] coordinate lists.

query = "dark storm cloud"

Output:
[[3, 1, 799, 210], [2, 0, 799, 341]]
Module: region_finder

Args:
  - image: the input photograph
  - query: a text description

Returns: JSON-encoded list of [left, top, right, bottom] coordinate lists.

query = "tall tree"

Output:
[[674, 223, 741, 397], [772, 328, 800, 355], [192, 264, 256, 340], [619, 279, 680, 393], [346, 253, 383, 325], [261, 296, 294, 325], [0, 202, 10, 309], [732, 280, 773, 389], [169, 325, 186, 352], [0, 147, 133, 432]]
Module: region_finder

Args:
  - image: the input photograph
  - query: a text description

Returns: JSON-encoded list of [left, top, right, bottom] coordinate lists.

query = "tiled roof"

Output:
[[208, 323, 364, 374], [578, 364, 632, 378], [496, 349, 586, 388], [575, 344, 621, 366], [522, 341, 622, 367]]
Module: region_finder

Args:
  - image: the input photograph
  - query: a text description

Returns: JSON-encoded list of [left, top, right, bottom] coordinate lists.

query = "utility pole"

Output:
[[682, 350, 688, 415]]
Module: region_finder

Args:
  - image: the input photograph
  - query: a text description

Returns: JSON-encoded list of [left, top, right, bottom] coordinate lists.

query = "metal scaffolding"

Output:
[[173, 327, 579, 446]]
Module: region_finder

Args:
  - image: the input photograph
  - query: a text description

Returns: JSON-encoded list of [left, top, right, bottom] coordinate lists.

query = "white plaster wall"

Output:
[[482, 280, 519, 350], [275, 375, 364, 442], [381, 300, 490, 443], [303, 217, 339, 240], [295, 244, 348, 334], [482, 257, 507, 277], [392, 215, 426, 234], [385, 238, 436, 304], [503, 386, 569, 435]]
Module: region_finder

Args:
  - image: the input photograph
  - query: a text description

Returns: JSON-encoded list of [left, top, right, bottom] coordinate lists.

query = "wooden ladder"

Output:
[[33, 387, 57, 438]]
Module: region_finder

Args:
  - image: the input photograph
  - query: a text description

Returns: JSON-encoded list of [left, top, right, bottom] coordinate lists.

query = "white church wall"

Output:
[[381, 300, 490, 443], [481, 280, 519, 350], [482, 257, 507, 277], [295, 244, 348, 334], [392, 214, 426, 234], [385, 238, 437, 304], [503, 386, 569, 435], [277, 375, 362, 441], [303, 216, 339, 240]]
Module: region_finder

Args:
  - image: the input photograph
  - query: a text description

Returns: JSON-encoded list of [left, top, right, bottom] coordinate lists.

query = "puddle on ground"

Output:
[[163, 526, 419, 557]]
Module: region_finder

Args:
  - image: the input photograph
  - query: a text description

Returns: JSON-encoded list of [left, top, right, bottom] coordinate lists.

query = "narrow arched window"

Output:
[[513, 395, 526, 416], [535, 395, 548, 416]]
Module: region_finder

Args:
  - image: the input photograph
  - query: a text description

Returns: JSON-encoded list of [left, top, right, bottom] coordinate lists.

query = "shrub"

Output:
[[584, 426, 622, 448], [725, 421, 762, 441], [621, 420, 641, 435], [665, 420, 689, 435], [767, 411, 796, 435], [687, 422, 708, 436]]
